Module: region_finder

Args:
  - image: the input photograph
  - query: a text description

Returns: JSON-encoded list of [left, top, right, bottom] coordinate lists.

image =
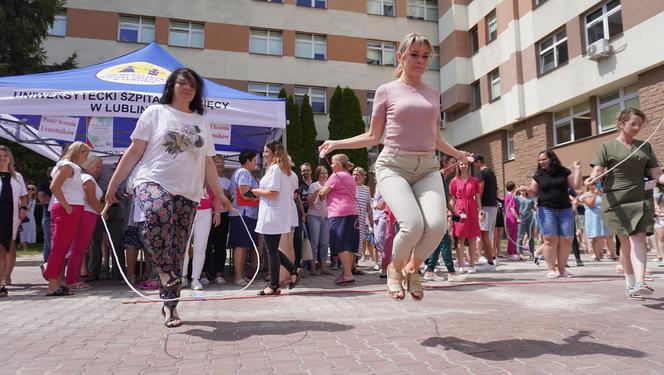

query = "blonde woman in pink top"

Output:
[[320, 33, 470, 301]]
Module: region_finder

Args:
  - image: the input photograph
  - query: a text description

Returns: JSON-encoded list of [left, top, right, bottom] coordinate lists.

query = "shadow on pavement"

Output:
[[181, 319, 353, 341], [421, 330, 646, 360]]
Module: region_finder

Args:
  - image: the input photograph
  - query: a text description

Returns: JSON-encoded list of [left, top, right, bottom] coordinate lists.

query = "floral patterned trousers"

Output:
[[135, 182, 197, 278]]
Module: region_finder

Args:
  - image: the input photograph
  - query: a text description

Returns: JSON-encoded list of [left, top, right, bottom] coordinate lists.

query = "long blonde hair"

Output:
[[0, 145, 16, 177], [394, 32, 434, 78], [265, 140, 292, 175], [61, 141, 90, 165]]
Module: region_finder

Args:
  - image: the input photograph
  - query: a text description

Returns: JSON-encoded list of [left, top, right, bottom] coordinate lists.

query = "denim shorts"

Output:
[[536, 207, 575, 238]]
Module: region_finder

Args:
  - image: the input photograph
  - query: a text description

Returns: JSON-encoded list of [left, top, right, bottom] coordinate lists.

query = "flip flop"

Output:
[[46, 287, 74, 296], [334, 276, 355, 285]]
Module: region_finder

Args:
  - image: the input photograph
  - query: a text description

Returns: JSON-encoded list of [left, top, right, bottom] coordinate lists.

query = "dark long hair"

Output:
[[535, 149, 565, 176], [159, 67, 205, 115]]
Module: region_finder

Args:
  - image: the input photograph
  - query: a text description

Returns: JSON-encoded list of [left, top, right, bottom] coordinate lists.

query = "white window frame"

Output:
[[48, 11, 67, 36], [118, 16, 155, 44], [297, 0, 327, 8], [407, 0, 438, 21], [489, 69, 501, 101], [584, 0, 622, 48], [168, 21, 204, 48], [367, 40, 396, 66], [295, 86, 327, 114], [428, 46, 440, 70], [248, 82, 282, 98], [249, 29, 283, 56], [506, 129, 515, 160], [553, 104, 591, 146], [470, 80, 481, 111], [487, 11, 497, 42], [597, 84, 639, 133], [539, 29, 568, 74], [295, 33, 326, 60], [367, 0, 395, 16]]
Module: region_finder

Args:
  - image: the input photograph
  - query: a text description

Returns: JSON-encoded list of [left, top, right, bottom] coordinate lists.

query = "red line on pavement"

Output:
[[121, 277, 619, 304]]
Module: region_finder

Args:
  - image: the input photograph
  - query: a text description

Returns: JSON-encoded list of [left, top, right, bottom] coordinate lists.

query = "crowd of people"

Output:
[[0, 33, 662, 327]]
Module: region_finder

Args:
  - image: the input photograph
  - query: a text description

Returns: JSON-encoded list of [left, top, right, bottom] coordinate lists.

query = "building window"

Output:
[[367, 0, 395, 16], [367, 40, 396, 66], [428, 46, 440, 70], [248, 82, 282, 98], [168, 21, 204, 48], [295, 33, 326, 60], [486, 10, 497, 42], [367, 91, 375, 115], [598, 84, 639, 132], [506, 129, 515, 160], [553, 102, 592, 146], [470, 80, 481, 111], [407, 0, 438, 21], [250, 29, 283, 56], [256, 0, 284, 3], [297, 0, 326, 8], [585, 0, 622, 47], [295, 86, 327, 113], [118, 16, 155, 43], [539, 29, 568, 74], [489, 69, 501, 101], [470, 26, 479, 54], [48, 11, 67, 36]]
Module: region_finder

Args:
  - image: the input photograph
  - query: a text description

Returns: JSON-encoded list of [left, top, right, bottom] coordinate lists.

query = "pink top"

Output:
[[325, 171, 357, 218], [372, 80, 440, 152], [198, 187, 214, 210]]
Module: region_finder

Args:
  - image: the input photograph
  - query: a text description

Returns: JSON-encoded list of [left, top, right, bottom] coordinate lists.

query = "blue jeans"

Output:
[[517, 216, 535, 254], [425, 231, 455, 273], [307, 214, 329, 262], [536, 207, 575, 238], [42, 214, 51, 263]]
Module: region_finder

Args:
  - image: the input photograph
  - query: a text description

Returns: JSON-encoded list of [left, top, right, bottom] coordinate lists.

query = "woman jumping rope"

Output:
[[319, 32, 470, 301]]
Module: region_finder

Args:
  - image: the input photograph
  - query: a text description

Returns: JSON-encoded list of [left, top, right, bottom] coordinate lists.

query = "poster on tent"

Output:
[[210, 122, 231, 145], [38, 115, 78, 142], [87, 117, 114, 150]]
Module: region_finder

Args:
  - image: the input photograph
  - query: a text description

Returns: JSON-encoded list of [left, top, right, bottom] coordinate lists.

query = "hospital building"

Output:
[[44, 0, 664, 186]]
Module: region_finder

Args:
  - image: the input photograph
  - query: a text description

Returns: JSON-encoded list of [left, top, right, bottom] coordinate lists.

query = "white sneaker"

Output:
[[477, 256, 488, 264], [215, 276, 227, 285], [508, 255, 520, 261], [457, 267, 465, 274], [191, 279, 203, 290], [199, 277, 210, 286], [423, 271, 435, 281], [479, 263, 496, 272], [372, 264, 380, 271], [447, 273, 468, 282], [467, 266, 476, 274], [181, 278, 189, 288]]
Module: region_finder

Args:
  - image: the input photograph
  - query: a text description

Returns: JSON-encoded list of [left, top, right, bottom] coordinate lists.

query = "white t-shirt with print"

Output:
[[129, 104, 215, 202], [255, 165, 295, 235]]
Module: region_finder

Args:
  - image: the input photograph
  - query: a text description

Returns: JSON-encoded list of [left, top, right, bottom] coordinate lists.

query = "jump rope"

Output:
[[105, 116, 664, 303]]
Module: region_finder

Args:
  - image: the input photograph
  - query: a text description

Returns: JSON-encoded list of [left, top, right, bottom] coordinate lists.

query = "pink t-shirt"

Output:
[[372, 80, 440, 152], [325, 171, 357, 218]]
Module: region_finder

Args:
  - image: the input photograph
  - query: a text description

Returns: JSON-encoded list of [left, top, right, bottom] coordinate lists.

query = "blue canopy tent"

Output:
[[0, 42, 285, 161]]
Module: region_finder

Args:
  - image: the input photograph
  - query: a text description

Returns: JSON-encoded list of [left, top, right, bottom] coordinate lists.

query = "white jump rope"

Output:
[[101, 204, 261, 303]]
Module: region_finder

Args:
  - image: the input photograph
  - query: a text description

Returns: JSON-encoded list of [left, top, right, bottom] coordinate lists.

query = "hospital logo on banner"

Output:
[[39, 116, 78, 142], [96, 61, 170, 85], [210, 123, 231, 145]]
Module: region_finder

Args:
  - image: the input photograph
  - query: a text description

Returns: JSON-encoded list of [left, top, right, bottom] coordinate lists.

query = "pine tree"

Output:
[[0, 0, 78, 76], [341, 88, 369, 175], [299, 94, 318, 169], [327, 86, 344, 141], [285, 95, 303, 167]]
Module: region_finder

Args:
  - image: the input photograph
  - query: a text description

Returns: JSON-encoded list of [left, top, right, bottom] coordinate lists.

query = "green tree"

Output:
[[0, 0, 78, 76], [327, 86, 344, 141], [285, 95, 303, 167], [0, 139, 54, 185], [341, 88, 369, 174], [299, 94, 318, 169]]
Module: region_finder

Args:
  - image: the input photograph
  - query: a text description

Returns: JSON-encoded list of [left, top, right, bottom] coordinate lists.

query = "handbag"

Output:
[[301, 225, 314, 261], [235, 187, 259, 207]]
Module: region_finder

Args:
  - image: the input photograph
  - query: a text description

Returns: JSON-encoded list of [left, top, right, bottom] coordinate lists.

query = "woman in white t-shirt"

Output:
[[65, 156, 104, 290], [106, 68, 231, 328], [251, 141, 302, 296], [45, 141, 90, 296]]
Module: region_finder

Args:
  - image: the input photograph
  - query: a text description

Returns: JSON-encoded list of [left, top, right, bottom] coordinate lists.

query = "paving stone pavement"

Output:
[[2, 256, 664, 375]]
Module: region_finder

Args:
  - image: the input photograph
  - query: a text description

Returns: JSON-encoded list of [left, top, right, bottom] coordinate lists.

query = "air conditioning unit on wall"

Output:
[[587, 38, 611, 61]]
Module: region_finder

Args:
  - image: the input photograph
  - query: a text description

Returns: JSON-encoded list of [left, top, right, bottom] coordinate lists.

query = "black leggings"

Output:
[[205, 212, 229, 276], [265, 233, 295, 289]]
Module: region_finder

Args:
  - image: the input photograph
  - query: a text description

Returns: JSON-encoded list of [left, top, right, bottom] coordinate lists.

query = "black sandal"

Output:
[[258, 286, 281, 296], [164, 273, 181, 288], [160, 282, 182, 328], [0, 286, 7, 297], [46, 287, 73, 296], [288, 268, 303, 290], [161, 305, 182, 328]]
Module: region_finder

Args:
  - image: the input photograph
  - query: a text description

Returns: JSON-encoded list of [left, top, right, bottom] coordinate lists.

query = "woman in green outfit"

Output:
[[587, 108, 664, 300]]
